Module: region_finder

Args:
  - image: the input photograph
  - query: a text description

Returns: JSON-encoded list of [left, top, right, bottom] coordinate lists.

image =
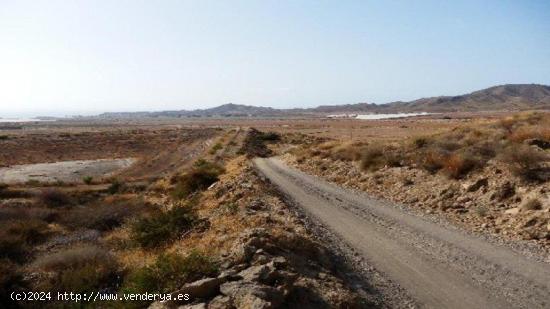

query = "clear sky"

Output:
[[1, 0, 549, 117]]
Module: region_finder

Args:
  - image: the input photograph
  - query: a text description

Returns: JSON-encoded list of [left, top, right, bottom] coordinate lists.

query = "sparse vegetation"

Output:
[[130, 203, 198, 248], [171, 159, 225, 200], [83, 176, 94, 184], [123, 250, 218, 294], [107, 179, 124, 194], [32, 246, 119, 294], [500, 145, 548, 182], [239, 128, 281, 158], [37, 189, 70, 207], [209, 142, 223, 154], [62, 199, 147, 231]]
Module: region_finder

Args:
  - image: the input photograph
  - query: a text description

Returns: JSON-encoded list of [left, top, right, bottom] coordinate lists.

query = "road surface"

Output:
[[254, 157, 550, 309]]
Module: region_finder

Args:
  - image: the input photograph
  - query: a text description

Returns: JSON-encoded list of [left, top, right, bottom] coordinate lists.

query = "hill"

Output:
[[97, 84, 550, 118]]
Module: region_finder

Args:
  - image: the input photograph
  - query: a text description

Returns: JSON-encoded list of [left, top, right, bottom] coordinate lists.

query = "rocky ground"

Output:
[[150, 156, 376, 308], [282, 153, 550, 252]]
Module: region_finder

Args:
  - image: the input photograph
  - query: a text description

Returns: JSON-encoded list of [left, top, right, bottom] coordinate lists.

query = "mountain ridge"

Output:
[[98, 84, 550, 118]]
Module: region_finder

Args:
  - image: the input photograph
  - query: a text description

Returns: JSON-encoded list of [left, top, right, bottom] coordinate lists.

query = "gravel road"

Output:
[[254, 157, 550, 309]]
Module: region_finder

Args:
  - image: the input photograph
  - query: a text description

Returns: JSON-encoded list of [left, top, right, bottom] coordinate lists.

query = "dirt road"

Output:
[[254, 157, 550, 309]]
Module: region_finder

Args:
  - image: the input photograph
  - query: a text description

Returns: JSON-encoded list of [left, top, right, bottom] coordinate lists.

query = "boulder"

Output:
[[207, 295, 233, 309], [172, 278, 224, 301], [504, 208, 520, 215], [220, 281, 283, 309]]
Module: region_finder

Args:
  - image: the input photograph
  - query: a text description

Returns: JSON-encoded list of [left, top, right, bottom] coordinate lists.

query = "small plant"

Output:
[[131, 204, 197, 248], [224, 202, 239, 214], [521, 198, 542, 211], [107, 179, 123, 194], [474, 206, 488, 217], [82, 176, 93, 185], [123, 250, 217, 294], [209, 142, 223, 154], [412, 137, 430, 148]]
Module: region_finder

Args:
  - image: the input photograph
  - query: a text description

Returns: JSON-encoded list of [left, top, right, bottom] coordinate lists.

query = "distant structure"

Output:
[[326, 114, 358, 119]]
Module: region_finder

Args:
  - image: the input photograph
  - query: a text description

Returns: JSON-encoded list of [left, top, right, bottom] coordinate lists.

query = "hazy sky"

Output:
[[1, 0, 549, 117]]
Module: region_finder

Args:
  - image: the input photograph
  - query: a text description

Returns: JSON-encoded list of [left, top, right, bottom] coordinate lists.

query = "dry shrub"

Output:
[[33, 245, 119, 294], [419, 149, 447, 173], [171, 159, 225, 200], [441, 153, 479, 179], [360, 144, 385, 171], [331, 143, 364, 161], [0, 219, 49, 262], [62, 199, 147, 231], [500, 145, 548, 181], [0, 207, 57, 223], [37, 189, 70, 208], [521, 198, 542, 211], [412, 137, 430, 148], [508, 127, 550, 143]]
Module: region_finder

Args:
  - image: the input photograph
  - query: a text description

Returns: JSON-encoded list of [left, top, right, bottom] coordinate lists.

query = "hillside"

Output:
[[97, 84, 550, 118]]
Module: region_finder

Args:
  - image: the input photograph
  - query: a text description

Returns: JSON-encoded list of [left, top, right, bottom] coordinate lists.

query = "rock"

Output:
[[220, 281, 283, 309], [505, 208, 520, 215], [238, 263, 277, 283], [492, 181, 515, 201], [175, 277, 223, 299], [207, 295, 233, 309], [526, 138, 550, 150], [464, 178, 488, 192]]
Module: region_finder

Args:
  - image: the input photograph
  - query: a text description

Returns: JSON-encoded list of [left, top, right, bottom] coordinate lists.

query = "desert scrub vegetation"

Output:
[[239, 128, 281, 158], [171, 159, 225, 200], [122, 250, 218, 295], [37, 189, 71, 207], [130, 202, 198, 248], [297, 112, 549, 181], [209, 142, 223, 154], [32, 245, 120, 294], [61, 198, 147, 231], [0, 218, 50, 262]]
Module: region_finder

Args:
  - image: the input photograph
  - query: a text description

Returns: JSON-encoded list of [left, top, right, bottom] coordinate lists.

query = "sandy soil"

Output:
[[0, 158, 136, 184]]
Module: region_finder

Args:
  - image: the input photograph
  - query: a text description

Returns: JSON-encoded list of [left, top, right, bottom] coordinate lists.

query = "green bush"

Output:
[[33, 246, 119, 294], [171, 160, 225, 200], [82, 176, 94, 185], [131, 204, 197, 248], [107, 179, 124, 194], [123, 251, 218, 294]]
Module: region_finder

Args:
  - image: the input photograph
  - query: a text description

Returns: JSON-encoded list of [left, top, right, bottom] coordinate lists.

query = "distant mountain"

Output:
[[97, 84, 550, 118], [381, 84, 550, 112]]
